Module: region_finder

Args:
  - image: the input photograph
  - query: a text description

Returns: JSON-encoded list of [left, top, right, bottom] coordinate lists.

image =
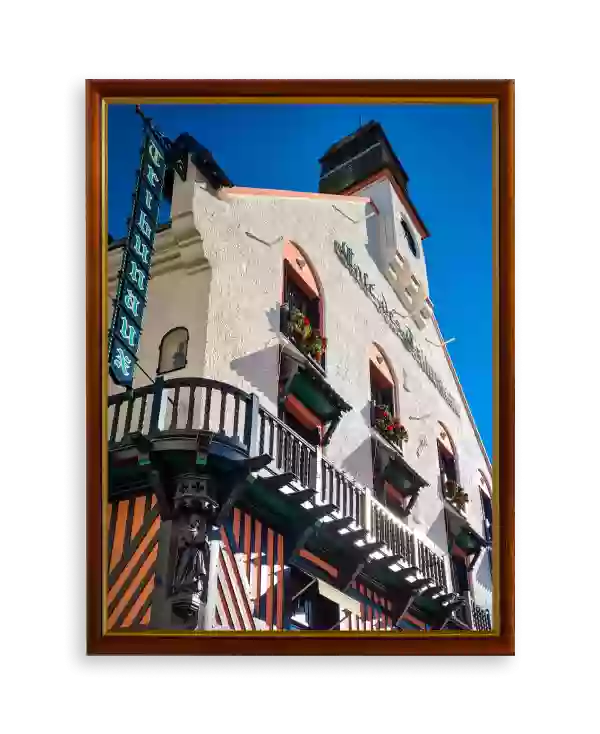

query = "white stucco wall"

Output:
[[107, 161, 493, 611]]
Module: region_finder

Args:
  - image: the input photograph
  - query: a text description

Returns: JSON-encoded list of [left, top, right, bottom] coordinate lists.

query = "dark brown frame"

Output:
[[156, 326, 190, 375], [87, 79, 514, 655]]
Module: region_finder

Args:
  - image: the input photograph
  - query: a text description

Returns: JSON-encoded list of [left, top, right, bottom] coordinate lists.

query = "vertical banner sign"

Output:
[[109, 124, 168, 387]]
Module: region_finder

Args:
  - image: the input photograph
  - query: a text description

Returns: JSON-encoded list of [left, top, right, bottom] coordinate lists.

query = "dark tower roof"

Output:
[[319, 120, 410, 194], [318, 120, 429, 238]]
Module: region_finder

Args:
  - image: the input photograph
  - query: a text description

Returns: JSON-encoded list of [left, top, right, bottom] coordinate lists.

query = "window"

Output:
[[283, 266, 321, 329], [369, 345, 401, 443], [480, 487, 493, 544], [281, 241, 326, 369], [370, 363, 394, 411], [157, 327, 189, 375], [438, 443, 458, 484], [401, 219, 419, 258]]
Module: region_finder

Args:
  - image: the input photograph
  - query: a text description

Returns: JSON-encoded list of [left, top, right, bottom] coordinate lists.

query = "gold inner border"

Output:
[[101, 96, 500, 638]]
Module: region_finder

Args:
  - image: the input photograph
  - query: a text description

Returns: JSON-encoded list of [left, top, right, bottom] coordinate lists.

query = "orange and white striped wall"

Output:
[[204, 508, 287, 631], [106, 494, 161, 631]]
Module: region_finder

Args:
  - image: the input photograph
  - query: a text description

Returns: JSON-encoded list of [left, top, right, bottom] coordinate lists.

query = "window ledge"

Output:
[[370, 426, 405, 458], [279, 332, 327, 378]]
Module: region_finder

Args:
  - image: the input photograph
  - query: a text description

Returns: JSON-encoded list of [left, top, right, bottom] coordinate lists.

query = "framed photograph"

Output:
[[87, 80, 514, 655]]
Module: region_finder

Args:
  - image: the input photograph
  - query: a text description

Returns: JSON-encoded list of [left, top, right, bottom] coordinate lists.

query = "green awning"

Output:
[[455, 528, 481, 553], [382, 454, 429, 495], [288, 369, 350, 423]]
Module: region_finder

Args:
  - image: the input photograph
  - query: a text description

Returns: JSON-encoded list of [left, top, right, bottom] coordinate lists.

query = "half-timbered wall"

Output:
[[209, 508, 287, 631], [106, 494, 161, 631]]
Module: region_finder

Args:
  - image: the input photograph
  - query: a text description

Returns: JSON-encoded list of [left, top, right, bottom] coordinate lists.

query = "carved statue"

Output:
[[171, 512, 209, 602]]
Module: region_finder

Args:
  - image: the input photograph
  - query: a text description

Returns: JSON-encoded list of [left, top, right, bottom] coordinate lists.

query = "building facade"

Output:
[[107, 122, 493, 633]]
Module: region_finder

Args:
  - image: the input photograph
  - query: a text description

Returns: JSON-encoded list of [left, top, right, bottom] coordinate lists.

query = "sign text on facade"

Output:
[[334, 240, 461, 416]]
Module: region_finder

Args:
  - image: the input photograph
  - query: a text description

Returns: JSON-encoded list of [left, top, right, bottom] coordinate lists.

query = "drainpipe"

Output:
[[202, 529, 222, 630]]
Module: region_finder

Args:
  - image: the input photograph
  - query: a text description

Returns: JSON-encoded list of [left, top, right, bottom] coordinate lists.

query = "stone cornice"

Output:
[[108, 211, 208, 285]]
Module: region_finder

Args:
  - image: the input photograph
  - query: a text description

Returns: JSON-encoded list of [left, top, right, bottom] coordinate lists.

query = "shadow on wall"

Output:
[[475, 549, 492, 591], [265, 304, 283, 335], [359, 399, 373, 427], [338, 437, 375, 490], [424, 507, 450, 555], [365, 205, 385, 276], [230, 345, 280, 407]]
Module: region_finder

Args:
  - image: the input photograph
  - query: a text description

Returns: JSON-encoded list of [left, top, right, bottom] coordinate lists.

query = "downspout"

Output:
[[202, 529, 222, 630]]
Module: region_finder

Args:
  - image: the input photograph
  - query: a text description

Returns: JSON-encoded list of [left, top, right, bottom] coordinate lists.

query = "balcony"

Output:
[[108, 376, 460, 619], [371, 499, 449, 594], [471, 600, 492, 631], [449, 592, 492, 632]]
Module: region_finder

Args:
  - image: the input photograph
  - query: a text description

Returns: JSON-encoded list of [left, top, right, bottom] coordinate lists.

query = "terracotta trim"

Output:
[[368, 198, 380, 215], [298, 549, 338, 578], [370, 358, 394, 391], [284, 394, 323, 433], [384, 481, 407, 506], [284, 243, 320, 300], [402, 611, 426, 629], [344, 168, 429, 239], [224, 186, 371, 204]]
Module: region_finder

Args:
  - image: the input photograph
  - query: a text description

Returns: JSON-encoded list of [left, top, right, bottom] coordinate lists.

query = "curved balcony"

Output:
[[108, 376, 458, 614]]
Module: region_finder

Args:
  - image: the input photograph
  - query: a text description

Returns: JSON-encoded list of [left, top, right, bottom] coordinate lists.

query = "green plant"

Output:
[[287, 308, 327, 363], [444, 479, 469, 511], [374, 405, 408, 447]]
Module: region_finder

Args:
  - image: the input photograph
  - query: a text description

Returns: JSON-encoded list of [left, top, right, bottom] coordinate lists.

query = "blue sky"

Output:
[[108, 103, 492, 456]]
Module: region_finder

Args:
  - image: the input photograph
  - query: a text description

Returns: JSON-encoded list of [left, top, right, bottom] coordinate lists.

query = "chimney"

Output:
[[318, 121, 410, 195]]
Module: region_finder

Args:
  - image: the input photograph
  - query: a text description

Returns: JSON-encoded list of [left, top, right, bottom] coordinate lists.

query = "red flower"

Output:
[[387, 425, 394, 432], [303, 316, 310, 325], [383, 411, 389, 418]]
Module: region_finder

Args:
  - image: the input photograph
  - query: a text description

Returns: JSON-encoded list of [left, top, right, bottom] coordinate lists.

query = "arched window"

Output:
[[437, 422, 467, 509], [157, 327, 189, 375], [369, 344, 422, 516], [280, 241, 326, 369], [369, 344, 401, 441]]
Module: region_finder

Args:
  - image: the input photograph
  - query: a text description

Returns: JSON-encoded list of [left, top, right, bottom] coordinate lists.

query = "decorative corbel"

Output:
[[168, 472, 219, 628]]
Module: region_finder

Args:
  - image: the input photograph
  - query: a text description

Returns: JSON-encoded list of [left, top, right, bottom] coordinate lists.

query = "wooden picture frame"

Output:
[[87, 79, 514, 655]]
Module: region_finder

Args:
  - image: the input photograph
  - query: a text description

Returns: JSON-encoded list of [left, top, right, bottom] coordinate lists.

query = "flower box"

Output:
[[282, 305, 327, 364], [444, 479, 469, 512], [373, 404, 408, 449]]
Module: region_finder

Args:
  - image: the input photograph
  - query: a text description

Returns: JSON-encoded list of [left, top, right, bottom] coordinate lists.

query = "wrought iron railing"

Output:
[[257, 407, 317, 490], [370, 499, 448, 592], [108, 376, 253, 450], [108, 376, 453, 597], [320, 456, 366, 527], [471, 601, 492, 631]]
